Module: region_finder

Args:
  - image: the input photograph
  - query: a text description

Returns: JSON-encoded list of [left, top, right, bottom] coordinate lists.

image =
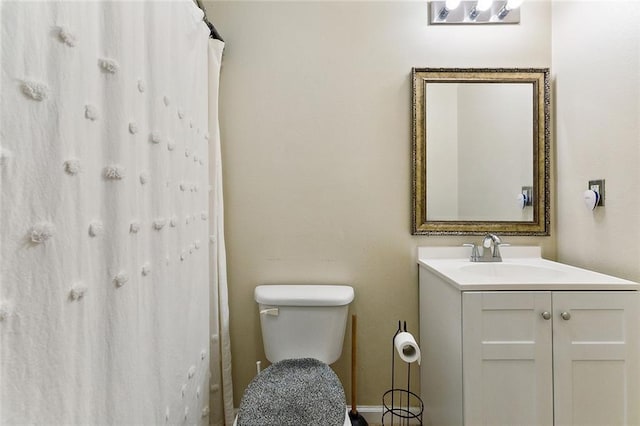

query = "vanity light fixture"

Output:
[[430, 0, 521, 24], [438, 0, 462, 19], [469, 0, 493, 20], [497, 0, 524, 19]]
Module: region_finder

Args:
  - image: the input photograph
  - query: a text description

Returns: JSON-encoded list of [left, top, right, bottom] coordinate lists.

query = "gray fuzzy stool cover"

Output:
[[237, 358, 346, 426]]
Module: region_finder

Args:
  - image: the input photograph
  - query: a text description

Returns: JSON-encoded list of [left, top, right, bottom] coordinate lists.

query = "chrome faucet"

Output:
[[481, 233, 503, 262], [464, 233, 508, 262]]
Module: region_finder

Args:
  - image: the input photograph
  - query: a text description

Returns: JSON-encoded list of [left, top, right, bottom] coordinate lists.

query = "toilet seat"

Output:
[[235, 358, 348, 426]]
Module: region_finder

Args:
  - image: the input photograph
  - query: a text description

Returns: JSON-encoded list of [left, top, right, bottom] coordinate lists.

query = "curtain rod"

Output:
[[195, 0, 224, 42]]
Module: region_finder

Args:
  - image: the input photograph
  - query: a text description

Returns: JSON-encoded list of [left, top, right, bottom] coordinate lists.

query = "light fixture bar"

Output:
[[430, 0, 521, 24], [496, 5, 510, 19], [438, 0, 462, 20], [469, 0, 493, 20]]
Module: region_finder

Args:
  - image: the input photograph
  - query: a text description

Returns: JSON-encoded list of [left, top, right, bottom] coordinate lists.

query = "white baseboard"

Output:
[[348, 405, 422, 425], [347, 405, 381, 424]]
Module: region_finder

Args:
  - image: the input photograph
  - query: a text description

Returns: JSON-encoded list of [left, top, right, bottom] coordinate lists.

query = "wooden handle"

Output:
[[351, 314, 357, 411]]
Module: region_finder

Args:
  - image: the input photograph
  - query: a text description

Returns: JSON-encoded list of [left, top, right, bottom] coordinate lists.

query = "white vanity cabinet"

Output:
[[463, 291, 638, 426], [417, 247, 640, 426]]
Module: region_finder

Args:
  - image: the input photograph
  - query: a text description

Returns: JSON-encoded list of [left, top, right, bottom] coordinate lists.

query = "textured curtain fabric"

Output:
[[0, 1, 211, 424], [207, 39, 234, 426]]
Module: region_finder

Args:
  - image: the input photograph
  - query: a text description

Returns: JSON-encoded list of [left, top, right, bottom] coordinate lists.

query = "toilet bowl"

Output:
[[234, 285, 354, 426]]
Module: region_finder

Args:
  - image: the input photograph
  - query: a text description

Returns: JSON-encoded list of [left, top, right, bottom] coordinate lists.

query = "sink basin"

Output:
[[417, 246, 638, 291], [458, 263, 566, 280]]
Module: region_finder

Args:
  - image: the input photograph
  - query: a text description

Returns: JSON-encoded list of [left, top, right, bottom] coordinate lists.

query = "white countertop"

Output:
[[418, 246, 639, 291]]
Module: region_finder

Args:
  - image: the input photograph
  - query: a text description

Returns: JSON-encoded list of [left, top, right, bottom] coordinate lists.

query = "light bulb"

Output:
[[497, 0, 522, 19], [438, 0, 461, 20], [506, 0, 524, 10], [477, 0, 493, 11], [445, 0, 462, 10], [469, 0, 492, 20]]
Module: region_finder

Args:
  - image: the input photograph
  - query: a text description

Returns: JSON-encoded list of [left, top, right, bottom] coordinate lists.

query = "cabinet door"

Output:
[[553, 291, 639, 426], [463, 292, 553, 426]]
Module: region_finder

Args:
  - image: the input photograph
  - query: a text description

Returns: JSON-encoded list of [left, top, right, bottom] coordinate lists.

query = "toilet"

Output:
[[234, 284, 355, 426]]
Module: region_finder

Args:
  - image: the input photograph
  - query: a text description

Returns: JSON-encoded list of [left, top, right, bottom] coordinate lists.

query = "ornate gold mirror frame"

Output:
[[412, 68, 550, 235]]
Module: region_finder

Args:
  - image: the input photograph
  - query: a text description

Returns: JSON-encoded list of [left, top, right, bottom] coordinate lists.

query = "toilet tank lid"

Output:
[[255, 285, 354, 306]]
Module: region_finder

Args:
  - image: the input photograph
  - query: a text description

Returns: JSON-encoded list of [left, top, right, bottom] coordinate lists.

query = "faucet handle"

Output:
[[483, 233, 502, 248], [493, 241, 510, 259], [463, 243, 480, 262]]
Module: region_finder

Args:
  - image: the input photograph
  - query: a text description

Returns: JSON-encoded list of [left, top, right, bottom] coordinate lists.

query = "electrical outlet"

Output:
[[588, 179, 605, 206]]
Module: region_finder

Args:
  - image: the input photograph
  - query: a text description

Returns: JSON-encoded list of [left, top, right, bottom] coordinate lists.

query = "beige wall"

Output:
[[552, 2, 640, 281], [207, 0, 553, 407]]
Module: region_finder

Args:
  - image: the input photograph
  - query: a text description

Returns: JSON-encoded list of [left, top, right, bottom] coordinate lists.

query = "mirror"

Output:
[[411, 68, 550, 235]]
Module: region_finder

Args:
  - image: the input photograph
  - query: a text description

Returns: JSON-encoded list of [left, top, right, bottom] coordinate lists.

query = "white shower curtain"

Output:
[[1, 1, 212, 424], [208, 39, 234, 426]]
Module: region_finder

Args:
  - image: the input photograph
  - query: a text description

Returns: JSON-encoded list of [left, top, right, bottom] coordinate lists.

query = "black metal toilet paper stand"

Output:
[[382, 321, 424, 426]]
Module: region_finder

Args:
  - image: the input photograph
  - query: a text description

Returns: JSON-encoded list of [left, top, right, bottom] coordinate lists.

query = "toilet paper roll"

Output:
[[394, 332, 421, 365]]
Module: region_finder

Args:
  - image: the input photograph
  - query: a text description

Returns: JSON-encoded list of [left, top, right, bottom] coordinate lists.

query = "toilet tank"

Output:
[[255, 285, 354, 364]]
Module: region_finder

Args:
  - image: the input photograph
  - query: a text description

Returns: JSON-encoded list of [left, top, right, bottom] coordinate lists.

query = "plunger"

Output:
[[348, 314, 368, 426]]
